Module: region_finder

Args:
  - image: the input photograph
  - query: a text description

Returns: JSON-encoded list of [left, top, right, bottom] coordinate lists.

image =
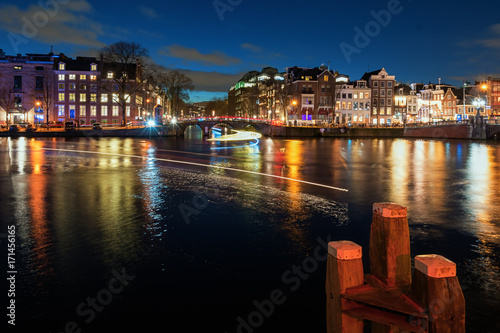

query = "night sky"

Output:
[[1, 0, 500, 101]]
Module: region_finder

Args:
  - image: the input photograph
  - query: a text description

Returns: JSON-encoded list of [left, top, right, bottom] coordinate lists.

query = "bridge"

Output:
[[172, 117, 274, 136]]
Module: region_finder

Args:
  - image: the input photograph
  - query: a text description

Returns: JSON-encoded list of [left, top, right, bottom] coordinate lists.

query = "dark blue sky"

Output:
[[1, 0, 500, 101]]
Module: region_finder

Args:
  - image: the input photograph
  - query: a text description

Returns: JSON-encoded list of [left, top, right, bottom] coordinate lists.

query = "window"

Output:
[[387, 90, 392, 96], [112, 105, 119, 116], [359, 102, 364, 110], [321, 85, 325, 93], [373, 81, 378, 87], [69, 106, 76, 119], [112, 94, 119, 103], [381, 82, 385, 88], [80, 75, 86, 80], [348, 93, 352, 99], [101, 94, 108, 103], [90, 105, 96, 116], [58, 105, 65, 116], [380, 99, 385, 106], [387, 99, 392, 106], [342, 102, 346, 109], [380, 107, 385, 115], [14, 65, 22, 71], [354, 102, 358, 110], [324, 75, 329, 82], [36, 66, 43, 71], [107, 71, 114, 79], [380, 90, 385, 97], [79, 84, 87, 90], [387, 82, 392, 88], [58, 83, 65, 90], [373, 107, 377, 115], [59, 74, 65, 81], [126, 106, 131, 117], [69, 74, 76, 80], [91, 94, 97, 102], [354, 93, 358, 99], [90, 75, 97, 81], [365, 92, 370, 99], [69, 83, 76, 90], [101, 105, 108, 116], [80, 105, 86, 116], [373, 89, 378, 96], [59, 93, 65, 102], [348, 102, 352, 110], [387, 107, 392, 115], [69, 93, 76, 102], [80, 94, 86, 102], [365, 102, 370, 110], [58, 63, 65, 70], [91, 63, 97, 71], [35, 76, 44, 90], [14, 76, 22, 89]]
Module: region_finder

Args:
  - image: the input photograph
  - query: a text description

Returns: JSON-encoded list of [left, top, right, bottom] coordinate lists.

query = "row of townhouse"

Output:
[[0, 51, 164, 126], [228, 66, 499, 126]]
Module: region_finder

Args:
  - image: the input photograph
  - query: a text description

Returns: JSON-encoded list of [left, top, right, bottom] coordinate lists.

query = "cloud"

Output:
[[159, 45, 241, 66], [170, 68, 244, 92], [139, 6, 160, 19], [241, 43, 262, 53], [463, 23, 500, 50], [0, 0, 105, 52]]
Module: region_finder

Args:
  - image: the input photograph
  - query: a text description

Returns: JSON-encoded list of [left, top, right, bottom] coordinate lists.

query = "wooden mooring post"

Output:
[[326, 203, 465, 333]]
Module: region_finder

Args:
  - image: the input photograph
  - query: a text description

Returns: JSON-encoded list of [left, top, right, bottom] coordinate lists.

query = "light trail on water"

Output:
[[40, 147, 349, 192]]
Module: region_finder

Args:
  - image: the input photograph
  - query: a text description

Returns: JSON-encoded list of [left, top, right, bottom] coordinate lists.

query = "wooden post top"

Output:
[[328, 241, 362, 260], [373, 203, 407, 218], [415, 255, 456, 278]]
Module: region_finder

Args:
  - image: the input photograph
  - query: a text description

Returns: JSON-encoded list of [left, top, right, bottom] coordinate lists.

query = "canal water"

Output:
[[0, 128, 499, 332]]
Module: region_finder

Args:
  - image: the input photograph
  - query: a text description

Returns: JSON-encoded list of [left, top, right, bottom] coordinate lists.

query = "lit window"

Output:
[[112, 105, 119, 116], [79, 84, 87, 90], [112, 94, 119, 103], [91, 94, 97, 102], [80, 94, 86, 102], [126, 106, 131, 117], [69, 74, 76, 80], [58, 105, 65, 116], [101, 105, 108, 116], [14, 65, 22, 71], [59, 93, 65, 102], [101, 94, 108, 103], [69, 94, 76, 102], [107, 72, 114, 79], [91, 63, 97, 71], [69, 83, 76, 90], [80, 75, 86, 80], [59, 63, 65, 71], [59, 74, 65, 81], [324, 75, 328, 82], [90, 106, 96, 116], [80, 105, 86, 116], [90, 75, 97, 81]]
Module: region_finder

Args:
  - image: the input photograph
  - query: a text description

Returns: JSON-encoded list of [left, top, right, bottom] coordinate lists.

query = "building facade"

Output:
[[0, 52, 54, 125], [361, 68, 396, 125]]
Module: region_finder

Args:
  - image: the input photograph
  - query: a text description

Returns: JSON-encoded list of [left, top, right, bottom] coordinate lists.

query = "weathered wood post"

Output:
[[411, 255, 466, 332], [369, 203, 411, 288], [326, 241, 364, 333]]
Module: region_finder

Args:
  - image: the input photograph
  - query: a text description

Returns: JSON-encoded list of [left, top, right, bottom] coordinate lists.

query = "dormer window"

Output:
[[107, 71, 114, 79], [58, 62, 65, 71], [91, 63, 97, 71]]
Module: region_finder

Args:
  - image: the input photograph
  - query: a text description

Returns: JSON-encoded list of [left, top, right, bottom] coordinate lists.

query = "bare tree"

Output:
[[205, 97, 228, 117], [157, 69, 194, 119], [99, 41, 150, 126], [0, 76, 15, 125]]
